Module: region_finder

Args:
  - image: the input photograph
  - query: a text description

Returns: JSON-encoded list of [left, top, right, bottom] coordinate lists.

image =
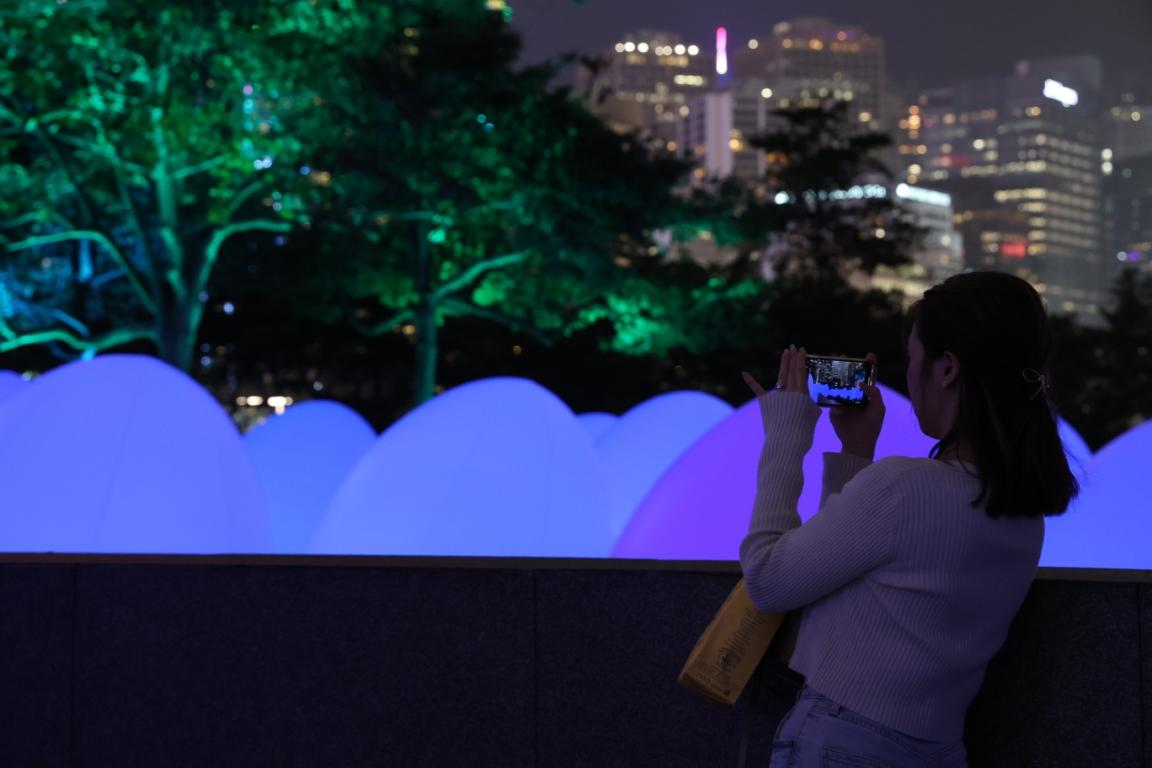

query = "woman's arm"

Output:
[[738, 347, 896, 613]]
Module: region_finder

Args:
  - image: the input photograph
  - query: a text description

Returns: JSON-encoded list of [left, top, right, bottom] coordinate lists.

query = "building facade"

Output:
[[581, 30, 714, 146], [733, 17, 887, 129], [899, 56, 1106, 321]]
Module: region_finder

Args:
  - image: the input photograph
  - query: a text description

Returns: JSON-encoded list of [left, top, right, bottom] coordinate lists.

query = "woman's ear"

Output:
[[939, 351, 961, 388]]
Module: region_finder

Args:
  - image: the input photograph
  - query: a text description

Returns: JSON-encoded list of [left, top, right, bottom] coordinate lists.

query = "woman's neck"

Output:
[[936, 440, 976, 463]]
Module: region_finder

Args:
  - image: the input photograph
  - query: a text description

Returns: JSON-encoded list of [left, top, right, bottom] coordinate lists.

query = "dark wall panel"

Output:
[[0, 565, 72, 768], [1142, 583, 1152, 768], [965, 580, 1143, 768], [535, 569, 743, 768], [71, 565, 535, 768]]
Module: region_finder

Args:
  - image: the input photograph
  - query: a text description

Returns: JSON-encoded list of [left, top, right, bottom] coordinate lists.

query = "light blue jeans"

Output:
[[769, 685, 967, 768]]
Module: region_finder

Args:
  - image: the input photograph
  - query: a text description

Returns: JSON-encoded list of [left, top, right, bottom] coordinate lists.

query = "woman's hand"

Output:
[[829, 352, 885, 461], [742, 345, 809, 396]]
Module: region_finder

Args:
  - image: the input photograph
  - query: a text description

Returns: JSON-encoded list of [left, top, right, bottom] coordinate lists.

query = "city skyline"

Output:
[[510, 0, 1152, 97]]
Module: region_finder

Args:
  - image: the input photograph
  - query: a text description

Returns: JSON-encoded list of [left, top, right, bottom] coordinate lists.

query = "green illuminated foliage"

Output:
[[0, 0, 394, 367]]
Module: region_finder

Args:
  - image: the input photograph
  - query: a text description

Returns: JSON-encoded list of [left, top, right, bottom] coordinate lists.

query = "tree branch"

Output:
[[225, 180, 266, 221], [175, 155, 228, 180], [5, 231, 159, 315], [440, 297, 551, 344], [431, 250, 530, 304], [350, 307, 417, 337], [0, 323, 156, 355], [198, 219, 293, 293]]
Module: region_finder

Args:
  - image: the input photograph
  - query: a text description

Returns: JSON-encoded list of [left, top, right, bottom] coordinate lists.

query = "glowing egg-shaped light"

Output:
[[1057, 417, 1092, 483], [311, 377, 612, 557], [613, 386, 935, 560], [1041, 418, 1152, 569], [577, 412, 618, 442], [596, 391, 732, 543], [0, 354, 268, 553], [245, 400, 376, 554], [0, 370, 27, 407]]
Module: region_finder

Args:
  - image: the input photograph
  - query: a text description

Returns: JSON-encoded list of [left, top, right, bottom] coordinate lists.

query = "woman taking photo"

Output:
[[740, 271, 1078, 767]]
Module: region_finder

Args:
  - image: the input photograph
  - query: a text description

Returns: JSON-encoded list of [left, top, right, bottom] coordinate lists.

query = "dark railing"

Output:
[[1, 555, 1148, 767]]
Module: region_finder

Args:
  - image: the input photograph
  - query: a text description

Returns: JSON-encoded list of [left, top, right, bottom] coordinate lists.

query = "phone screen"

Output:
[[805, 356, 873, 407]]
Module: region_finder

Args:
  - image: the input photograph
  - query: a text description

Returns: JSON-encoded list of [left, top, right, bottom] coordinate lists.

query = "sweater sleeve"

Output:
[[820, 452, 873, 507], [739, 393, 899, 613]]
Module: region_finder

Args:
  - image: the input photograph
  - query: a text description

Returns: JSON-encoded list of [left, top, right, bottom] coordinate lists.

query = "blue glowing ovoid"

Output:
[[0, 371, 27, 407], [576, 412, 618, 442], [0, 355, 268, 553], [245, 400, 376, 554], [612, 386, 935, 559], [595, 391, 732, 542], [1041, 418, 1152, 569], [311, 377, 613, 557]]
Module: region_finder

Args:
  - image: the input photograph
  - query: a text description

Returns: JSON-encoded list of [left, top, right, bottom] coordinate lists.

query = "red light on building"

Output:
[[1000, 242, 1028, 259]]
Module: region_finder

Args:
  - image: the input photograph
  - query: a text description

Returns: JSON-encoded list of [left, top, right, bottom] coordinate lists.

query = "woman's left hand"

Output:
[[742, 345, 808, 397]]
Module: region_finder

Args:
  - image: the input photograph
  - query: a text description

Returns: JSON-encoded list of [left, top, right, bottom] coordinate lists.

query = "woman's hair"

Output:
[[905, 270, 1078, 518]]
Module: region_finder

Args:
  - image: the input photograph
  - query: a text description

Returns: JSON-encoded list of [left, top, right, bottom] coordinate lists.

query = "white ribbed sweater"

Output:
[[739, 391, 1044, 741]]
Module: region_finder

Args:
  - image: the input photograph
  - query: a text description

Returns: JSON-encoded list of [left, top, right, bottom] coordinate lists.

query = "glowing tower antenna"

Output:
[[716, 27, 728, 75]]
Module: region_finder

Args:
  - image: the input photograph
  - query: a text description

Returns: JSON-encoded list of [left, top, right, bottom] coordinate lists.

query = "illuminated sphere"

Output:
[[0, 371, 27, 406], [1056, 417, 1092, 484], [1041, 418, 1151, 569], [0, 354, 268, 553], [245, 400, 376, 554], [595, 391, 732, 543], [577, 412, 618, 442], [311, 377, 611, 557], [613, 386, 934, 559]]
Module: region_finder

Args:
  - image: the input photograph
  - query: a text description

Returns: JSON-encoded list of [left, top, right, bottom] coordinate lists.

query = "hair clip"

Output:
[[1021, 368, 1049, 400]]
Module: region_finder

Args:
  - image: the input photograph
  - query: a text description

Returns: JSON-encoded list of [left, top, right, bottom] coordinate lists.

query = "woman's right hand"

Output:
[[829, 352, 885, 461]]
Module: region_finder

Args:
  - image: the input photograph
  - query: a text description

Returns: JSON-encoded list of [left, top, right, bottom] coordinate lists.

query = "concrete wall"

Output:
[[0, 557, 1147, 767]]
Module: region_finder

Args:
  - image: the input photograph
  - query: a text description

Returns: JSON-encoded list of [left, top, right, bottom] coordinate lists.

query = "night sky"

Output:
[[511, 0, 1152, 98]]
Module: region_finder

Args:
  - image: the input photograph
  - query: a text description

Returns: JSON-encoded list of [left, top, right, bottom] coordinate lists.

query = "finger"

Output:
[[791, 346, 808, 391], [742, 371, 768, 396], [776, 348, 791, 389], [865, 352, 879, 381]]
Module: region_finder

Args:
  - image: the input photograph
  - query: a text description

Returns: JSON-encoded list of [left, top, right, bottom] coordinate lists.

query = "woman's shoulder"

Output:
[[865, 456, 978, 486]]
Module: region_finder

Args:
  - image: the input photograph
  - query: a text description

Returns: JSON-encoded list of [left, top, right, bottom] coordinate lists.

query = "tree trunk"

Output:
[[412, 299, 438, 405], [410, 217, 439, 406], [155, 295, 197, 372]]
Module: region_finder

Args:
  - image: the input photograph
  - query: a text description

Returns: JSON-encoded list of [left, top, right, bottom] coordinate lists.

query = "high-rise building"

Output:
[[581, 30, 714, 146], [1106, 95, 1152, 161], [1104, 152, 1152, 277], [733, 18, 887, 129], [871, 184, 965, 303], [680, 81, 773, 182], [1102, 94, 1152, 278], [899, 56, 1106, 321]]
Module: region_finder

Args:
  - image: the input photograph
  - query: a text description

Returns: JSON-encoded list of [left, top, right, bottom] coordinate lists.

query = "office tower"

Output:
[[680, 82, 773, 182], [1102, 94, 1152, 277], [581, 30, 714, 145], [733, 18, 887, 129], [1106, 95, 1152, 161], [871, 185, 965, 303], [900, 56, 1106, 322]]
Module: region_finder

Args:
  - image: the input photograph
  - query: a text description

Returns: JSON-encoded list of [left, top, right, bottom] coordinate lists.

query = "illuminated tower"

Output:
[[582, 30, 715, 146], [733, 18, 887, 129]]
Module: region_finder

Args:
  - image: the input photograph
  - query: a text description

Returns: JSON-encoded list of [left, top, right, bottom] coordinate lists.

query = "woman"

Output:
[[740, 271, 1078, 767]]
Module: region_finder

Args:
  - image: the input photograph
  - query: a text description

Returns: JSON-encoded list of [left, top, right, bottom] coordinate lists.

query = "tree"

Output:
[[276, 4, 695, 405], [1049, 268, 1152, 449], [744, 101, 922, 280], [0, 0, 383, 369]]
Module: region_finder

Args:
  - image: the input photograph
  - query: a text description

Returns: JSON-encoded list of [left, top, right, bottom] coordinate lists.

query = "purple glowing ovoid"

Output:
[[0, 355, 268, 553], [311, 377, 612, 557], [245, 400, 376, 554]]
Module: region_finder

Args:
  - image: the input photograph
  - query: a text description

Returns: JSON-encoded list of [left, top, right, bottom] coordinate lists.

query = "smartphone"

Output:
[[805, 355, 874, 407]]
